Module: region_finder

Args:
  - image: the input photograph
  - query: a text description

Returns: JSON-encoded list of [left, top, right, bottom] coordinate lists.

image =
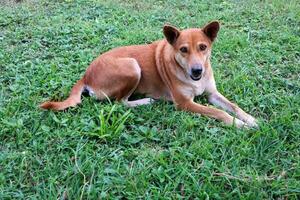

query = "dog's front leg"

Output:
[[208, 91, 258, 127], [177, 100, 245, 128]]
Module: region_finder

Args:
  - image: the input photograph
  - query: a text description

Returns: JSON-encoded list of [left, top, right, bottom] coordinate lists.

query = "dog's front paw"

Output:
[[234, 118, 246, 128], [244, 115, 258, 128]]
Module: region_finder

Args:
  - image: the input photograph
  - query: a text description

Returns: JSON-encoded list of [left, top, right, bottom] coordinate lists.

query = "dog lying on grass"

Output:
[[40, 21, 258, 128]]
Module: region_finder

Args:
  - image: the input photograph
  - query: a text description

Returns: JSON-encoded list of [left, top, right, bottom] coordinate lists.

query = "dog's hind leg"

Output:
[[123, 98, 155, 107], [83, 57, 142, 102], [111, 58, 155, 107]]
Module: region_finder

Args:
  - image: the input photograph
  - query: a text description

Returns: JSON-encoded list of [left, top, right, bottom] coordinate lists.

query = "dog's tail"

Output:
[[40, 79, 85, 111]]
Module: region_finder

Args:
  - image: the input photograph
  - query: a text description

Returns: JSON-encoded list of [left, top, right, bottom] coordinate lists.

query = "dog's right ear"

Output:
[[163, 25, 180, 45]]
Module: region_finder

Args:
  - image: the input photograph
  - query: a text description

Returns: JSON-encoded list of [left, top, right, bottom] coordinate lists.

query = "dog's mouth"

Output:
[[190, 75, 202, 81]]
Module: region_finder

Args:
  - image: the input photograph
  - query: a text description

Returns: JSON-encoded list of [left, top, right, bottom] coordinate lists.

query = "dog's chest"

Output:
[[193, 82, 206, 95], [180, 78, 208, 99]]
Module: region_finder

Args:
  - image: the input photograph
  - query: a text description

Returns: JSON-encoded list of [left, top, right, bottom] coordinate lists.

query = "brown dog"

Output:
[[40, 21, 258, 128]]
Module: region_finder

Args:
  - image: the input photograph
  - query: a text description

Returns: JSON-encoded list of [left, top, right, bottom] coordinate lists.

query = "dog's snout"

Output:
[[191, 66, 203, 77]]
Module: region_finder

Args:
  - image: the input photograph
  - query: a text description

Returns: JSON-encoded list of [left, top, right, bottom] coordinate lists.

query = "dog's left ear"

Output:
[[202, 21, 220, 42]]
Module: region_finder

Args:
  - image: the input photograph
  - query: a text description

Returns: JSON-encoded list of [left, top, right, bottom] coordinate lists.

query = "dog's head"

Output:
[[163, 21, 220, 81]]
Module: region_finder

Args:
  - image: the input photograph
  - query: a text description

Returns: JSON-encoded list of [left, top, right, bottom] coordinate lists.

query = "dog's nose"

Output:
[[191, 67, 203, 77]]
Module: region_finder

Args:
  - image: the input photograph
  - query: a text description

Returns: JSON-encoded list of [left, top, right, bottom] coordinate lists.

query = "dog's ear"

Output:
[[163, 25, 180, 45], [202, 21, 220, 42]]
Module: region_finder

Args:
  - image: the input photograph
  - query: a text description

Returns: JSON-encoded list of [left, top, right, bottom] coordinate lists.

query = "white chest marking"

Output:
[[179, 74, 215, 100]]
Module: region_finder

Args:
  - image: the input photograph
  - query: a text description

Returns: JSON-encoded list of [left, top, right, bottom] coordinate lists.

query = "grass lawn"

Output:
[[1, 0, 299, 199]]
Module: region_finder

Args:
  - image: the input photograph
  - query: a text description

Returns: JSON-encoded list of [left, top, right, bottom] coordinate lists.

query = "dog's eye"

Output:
[[180, 47, 188, 53], [199, 44, 207, 51]]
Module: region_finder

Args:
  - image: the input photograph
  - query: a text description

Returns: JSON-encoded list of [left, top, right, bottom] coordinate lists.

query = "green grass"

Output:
[[0, 0, 299, 199]]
